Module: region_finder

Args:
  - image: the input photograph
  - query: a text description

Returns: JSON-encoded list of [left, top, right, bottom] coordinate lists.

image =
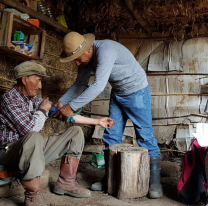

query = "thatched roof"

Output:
[[49, 0, 141, 39], [49, 0, 208, 39]]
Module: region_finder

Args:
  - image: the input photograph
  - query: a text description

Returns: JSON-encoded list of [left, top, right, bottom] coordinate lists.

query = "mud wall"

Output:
[[0, 30, 93, 142]]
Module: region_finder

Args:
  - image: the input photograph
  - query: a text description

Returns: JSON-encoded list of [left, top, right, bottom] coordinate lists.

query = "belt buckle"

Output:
[[5, 145, 9, 152]]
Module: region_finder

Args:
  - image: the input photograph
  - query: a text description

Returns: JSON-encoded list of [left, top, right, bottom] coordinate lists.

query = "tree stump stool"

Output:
[[107, 144, 150, 199]]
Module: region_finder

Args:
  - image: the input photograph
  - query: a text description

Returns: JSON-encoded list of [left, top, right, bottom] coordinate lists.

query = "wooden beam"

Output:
[[92, 94, 208, 99], [147, 72, 208, 75], [98, 32, 173, 40], [83, 145, 105, 153], [118, 31, 208, 40], [118, 31, 172, 40], [125, 0, 152, 34], [0, 0, 71, 34]]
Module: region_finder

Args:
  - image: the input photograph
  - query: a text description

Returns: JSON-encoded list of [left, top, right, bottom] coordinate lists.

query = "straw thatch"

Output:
[[48, 0, 208, 39], [49, 0, 142, 40]]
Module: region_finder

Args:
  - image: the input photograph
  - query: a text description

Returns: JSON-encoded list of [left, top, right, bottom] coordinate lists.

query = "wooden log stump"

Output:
[[107, 144, 149, 199]]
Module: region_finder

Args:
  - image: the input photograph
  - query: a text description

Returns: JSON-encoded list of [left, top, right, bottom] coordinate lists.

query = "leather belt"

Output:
[[0, 145, 6, 149], [0, 143, 13, 151]]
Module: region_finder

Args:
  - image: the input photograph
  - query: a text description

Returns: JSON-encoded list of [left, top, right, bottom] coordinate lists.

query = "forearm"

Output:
[[73, 115, 99, 125], [70, 52, 116, 110], [59, 66, 90, 105], [69, 81, 106, 111], [31, 110, 48, 132], [5, 106, 47, 135], [59, 83, 86, 105]]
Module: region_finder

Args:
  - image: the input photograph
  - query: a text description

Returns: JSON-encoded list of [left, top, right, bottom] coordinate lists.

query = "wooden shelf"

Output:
[[1, 0, 70, 34], [0, 11, 46, 61], [0, 46, 36, 60]]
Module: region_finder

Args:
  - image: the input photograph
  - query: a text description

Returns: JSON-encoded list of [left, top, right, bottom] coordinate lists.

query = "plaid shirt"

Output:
[[0, 87, 43, 146]]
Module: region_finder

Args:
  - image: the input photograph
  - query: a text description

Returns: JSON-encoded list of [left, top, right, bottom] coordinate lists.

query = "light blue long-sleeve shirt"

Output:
[[59, 40, 148, 111]]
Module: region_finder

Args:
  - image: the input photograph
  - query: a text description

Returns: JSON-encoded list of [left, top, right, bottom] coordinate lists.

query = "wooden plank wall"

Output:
[[87, 38, 208, 151], [118, 38, 208, 151]]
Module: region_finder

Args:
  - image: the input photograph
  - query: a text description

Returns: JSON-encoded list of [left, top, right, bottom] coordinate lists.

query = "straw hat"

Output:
[[59, 32, 95, 63]]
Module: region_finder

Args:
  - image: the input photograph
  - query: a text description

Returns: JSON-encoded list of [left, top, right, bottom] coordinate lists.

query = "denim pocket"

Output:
[[133, 91, 145, 110]]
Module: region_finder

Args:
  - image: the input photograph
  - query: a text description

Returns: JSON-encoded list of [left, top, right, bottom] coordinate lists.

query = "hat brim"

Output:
[[16, 73, 50, 79], [38, 74, 50, 78], [59, 33, 95, 63]]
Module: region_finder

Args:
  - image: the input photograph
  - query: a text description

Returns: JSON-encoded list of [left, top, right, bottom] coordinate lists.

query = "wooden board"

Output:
[[0, 46, 37, 60], [0, 12, 13, 47], [147, 76, 167, 94], [40, 30, 46, 59], [28, 0, 37, 11], [153, 125, 176, 144], [29, 34, 40, 58]]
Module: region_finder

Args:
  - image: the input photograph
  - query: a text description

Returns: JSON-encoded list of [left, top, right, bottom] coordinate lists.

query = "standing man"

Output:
[[0, 61, 114, 206], [57, 32, 163, 198]]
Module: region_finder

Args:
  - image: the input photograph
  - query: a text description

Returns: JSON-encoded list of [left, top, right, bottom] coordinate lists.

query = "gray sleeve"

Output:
[[31, 110, 47, 132], [69, 49, 117, 111], [59, 65, 90, 105]]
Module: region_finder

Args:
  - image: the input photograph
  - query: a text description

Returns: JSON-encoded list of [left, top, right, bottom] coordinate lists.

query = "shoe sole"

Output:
[[148, 192, 163, 199], [53, 187, 91, 198], [91, 187, 103, 191]]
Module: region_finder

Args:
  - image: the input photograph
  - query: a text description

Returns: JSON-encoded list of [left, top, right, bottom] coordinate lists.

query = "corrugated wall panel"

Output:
[[136, 37, 208, 150]]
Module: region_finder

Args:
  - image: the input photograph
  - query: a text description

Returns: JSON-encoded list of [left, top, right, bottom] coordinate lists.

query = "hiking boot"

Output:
[[53, 155, 91, 198], [21, 176, 46, 206], [24, 191, 45, 206]]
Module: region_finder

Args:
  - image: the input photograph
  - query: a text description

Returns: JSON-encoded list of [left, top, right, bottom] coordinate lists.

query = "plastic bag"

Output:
[[91, 153, 105, 168], [56, 15, 68, 28], [0, 165, 15, 186]]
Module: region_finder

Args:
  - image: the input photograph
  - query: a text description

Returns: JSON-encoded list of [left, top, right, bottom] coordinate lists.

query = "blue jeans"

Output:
[[103, 86, 160, 157]]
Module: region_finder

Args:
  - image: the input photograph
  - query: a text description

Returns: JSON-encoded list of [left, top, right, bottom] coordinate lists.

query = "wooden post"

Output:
[[0, 12, 13, 47], [40, 30, 46, 59], [28, 0, 37, 11], [29, 34, 40, 57], [107, 144, 150, 199]]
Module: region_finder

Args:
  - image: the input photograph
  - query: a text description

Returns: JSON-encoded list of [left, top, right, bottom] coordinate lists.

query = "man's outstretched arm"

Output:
[[72, 115, 115, 128]]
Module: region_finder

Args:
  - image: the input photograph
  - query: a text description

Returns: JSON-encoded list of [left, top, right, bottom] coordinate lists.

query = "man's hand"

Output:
[[97, 117, 115, 128], [54, 101, 63, 108], [55, 104, 74, 120], [39, 97, 52, 112]]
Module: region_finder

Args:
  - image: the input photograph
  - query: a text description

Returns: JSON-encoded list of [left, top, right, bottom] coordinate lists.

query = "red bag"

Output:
[[177, 139, 207, 204]]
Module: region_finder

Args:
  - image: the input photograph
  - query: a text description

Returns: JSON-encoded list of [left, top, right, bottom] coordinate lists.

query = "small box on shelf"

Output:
[[0, 11, 46, 61]]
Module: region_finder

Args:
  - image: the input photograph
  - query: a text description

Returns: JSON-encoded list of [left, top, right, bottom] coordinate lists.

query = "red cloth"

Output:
[[27, 19, 40, 27]]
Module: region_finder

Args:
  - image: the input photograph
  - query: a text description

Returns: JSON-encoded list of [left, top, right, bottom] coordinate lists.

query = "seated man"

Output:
[[0, 61, 114, 206]]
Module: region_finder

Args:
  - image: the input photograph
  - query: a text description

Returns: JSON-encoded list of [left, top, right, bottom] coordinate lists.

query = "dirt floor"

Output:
[[0, 160, 204, 206]]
